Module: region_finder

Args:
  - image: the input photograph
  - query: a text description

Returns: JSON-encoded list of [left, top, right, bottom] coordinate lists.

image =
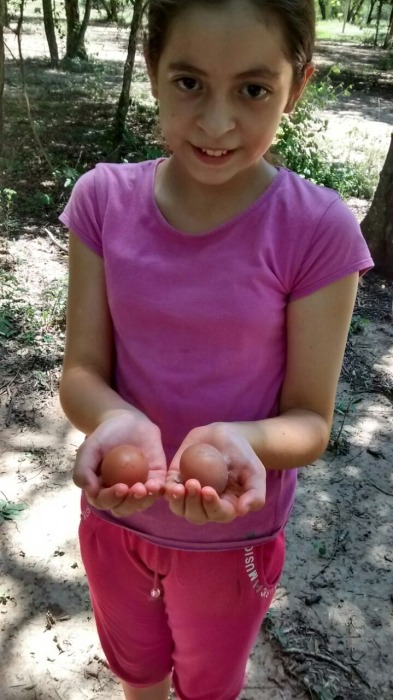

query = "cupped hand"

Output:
[[165, 423, 266, 524], [73, 412, 167, 517]]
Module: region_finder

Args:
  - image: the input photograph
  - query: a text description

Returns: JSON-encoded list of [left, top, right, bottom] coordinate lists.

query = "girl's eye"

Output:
[[241, 84, 267, 99], [176, 77, 201, 92]]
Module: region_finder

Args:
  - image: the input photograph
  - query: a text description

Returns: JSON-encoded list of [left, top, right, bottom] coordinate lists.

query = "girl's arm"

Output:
[[166, 272, 359, 523], [234, 271, 360, 470], [60, 232, 133, 432], [60, 233, 167, 514]]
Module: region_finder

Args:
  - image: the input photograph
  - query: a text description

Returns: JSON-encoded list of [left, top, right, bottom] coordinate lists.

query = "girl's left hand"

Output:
[[165, 423, 266, 524]]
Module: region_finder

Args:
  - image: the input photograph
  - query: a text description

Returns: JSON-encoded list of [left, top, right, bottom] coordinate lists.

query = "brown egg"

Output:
[[179, 443, 228, 495], [100, 445, 149, 488]]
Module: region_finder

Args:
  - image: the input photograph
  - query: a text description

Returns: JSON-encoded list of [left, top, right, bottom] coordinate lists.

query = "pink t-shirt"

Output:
[[60, 160, 373, 550]]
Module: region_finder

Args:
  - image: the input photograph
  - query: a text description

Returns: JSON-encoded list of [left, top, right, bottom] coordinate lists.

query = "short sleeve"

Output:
[[59, 168, 103, 256], [289, 197, 374, 301]]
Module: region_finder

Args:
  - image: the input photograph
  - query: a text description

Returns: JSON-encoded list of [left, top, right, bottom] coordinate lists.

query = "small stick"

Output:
[[367, 480, 393, 497], [0, 373, 20, 394], [44, 228, 68, 253], [283, 647, 351, 675]]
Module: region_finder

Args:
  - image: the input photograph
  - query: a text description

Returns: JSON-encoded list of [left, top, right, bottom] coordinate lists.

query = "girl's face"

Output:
[[148, 1, 313, 190]]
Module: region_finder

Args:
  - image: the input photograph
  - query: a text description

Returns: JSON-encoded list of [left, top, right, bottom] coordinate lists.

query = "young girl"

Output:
[[59, 1, 373, 698]]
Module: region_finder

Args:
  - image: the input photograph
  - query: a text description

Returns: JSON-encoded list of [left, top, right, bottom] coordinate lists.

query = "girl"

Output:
[[59, 1, 373, 698]]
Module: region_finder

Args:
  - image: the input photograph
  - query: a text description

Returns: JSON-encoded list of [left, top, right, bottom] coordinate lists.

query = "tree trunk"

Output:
[[65, 0, 92, 60], [318, 0, 327, 20], [0, 0, 4, 156], [112, 0, 144, 149], [342, 0, 350, 32], [374, 0, 384, 45], [366, 0, 377, 24], [42, 0, 59, 67], [383, 2, 393, 48], [100, 0, 118, 21], [361, 135, 393, 279], [348, 0, 365, 23]]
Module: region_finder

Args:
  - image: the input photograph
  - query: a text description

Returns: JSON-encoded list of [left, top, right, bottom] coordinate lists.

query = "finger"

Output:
[[166, 487, 186, 517], [73, 439, 103, 495], [236, 488, 266, 516], [183, 481, 210, 524], [86, 484, 130, 510], [111, 492, 158, 517], [201, 488, 237, 522]]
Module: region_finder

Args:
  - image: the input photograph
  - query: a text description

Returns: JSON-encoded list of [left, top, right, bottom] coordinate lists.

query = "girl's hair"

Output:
[[143, 0, 315, 82]]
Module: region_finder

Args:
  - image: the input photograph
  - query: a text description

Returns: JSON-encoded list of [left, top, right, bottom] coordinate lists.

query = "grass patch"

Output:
[[316, 19, 364, 41]]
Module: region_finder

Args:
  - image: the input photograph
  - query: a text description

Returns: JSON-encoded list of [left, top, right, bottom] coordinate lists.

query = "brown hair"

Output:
[[143, 0, 315, 82]]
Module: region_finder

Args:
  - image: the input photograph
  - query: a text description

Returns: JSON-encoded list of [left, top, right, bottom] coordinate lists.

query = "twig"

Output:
[[5, 393, 15, 426], [0, 373, 20, 394], [367, 480, 393, 497], [4, 39, 19, 61], [44, 228, 68, 253], [283, 647, 351, 675], [8, 1, 53, 171]]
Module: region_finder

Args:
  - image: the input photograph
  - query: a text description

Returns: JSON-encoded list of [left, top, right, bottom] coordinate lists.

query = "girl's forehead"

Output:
[[160, 3, 292, 74]]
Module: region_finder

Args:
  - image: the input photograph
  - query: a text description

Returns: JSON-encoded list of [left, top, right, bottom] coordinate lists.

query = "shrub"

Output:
[[272, 75, 374, 199]]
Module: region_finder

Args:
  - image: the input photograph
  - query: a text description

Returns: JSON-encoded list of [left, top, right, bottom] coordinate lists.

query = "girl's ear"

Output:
[[284, 63, 315, 114]]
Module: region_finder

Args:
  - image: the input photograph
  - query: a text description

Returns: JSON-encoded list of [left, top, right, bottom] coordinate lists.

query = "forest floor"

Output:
[[1, 17, 393, 700]]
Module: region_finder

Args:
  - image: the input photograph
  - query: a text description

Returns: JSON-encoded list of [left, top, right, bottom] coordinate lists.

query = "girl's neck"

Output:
[[154, 156, 278, 235]]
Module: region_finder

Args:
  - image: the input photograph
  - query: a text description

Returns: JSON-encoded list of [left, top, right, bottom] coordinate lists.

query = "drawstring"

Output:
[[150, 547, 161, 599]]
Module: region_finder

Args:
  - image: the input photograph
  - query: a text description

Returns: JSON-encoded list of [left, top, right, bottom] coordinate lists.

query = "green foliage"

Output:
[[273, 74, 375, 199], [54, 165, 81, 189], [0, 189, 17, 235], [61, 57, 105, 74], [350, 314, 368, 335], [312, 539, 327, 557], [0, 500, 26, 524], [0, 269, 67, 360]]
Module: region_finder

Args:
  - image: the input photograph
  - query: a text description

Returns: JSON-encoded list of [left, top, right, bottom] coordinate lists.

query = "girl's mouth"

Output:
[[192, 145, 234, 164], [201, 148, 228, 157]]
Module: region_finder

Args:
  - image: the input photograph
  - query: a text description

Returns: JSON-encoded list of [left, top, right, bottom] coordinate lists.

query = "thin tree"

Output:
[[374, 0, 384, 44], [366, 0, 378, 23], [383, 0, 393, 47], [112, 0, 144, 150], [100, 0, 119, 22], [42, 0, 59, 67], [65, 0, 92, 60], [361, 135, 393, 279]]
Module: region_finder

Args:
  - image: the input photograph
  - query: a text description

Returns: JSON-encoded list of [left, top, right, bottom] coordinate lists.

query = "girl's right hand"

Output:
[[73, 412, 167, 517]]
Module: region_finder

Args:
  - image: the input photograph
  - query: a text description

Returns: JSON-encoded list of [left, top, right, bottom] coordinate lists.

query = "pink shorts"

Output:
[[79, 505, 285, 700]]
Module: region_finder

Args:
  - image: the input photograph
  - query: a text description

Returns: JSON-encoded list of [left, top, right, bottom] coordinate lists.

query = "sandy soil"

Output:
[[1, 18, 393, 700]]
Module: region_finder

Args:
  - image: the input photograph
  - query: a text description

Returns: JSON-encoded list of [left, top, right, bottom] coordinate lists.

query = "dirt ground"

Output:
[[1, 18, 393, 700]]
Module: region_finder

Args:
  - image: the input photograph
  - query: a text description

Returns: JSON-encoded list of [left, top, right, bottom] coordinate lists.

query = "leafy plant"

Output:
[[0, 188, 17, 236], [312, 539, 327, 557], [272, 74, 374, 199], [350, 314, 369, 335], [0, 500, 26, 524]]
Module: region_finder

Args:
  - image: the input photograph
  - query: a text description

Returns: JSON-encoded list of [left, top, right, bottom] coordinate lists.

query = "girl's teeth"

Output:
[[202, 149, 228, 157]]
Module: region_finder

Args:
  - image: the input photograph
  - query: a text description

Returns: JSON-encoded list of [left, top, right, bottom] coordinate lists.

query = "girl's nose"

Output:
[[196, 96, 235, 138]]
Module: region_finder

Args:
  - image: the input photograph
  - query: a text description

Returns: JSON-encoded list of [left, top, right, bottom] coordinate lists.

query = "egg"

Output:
[[100, 445, 149, 488], [179, 443, 228, 495]]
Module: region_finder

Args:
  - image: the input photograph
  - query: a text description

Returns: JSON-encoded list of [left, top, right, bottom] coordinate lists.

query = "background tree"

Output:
[[42, 0, 59, 67], [113, 0, 144, 150], [100, 0, 119, 22], [361, 135, 393, 279], [383, 0, 393, 47], [65, 0, 92, 59]]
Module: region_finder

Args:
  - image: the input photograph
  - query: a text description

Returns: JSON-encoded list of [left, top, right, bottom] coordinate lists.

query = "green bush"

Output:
[[272, 76, 374, 199]]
